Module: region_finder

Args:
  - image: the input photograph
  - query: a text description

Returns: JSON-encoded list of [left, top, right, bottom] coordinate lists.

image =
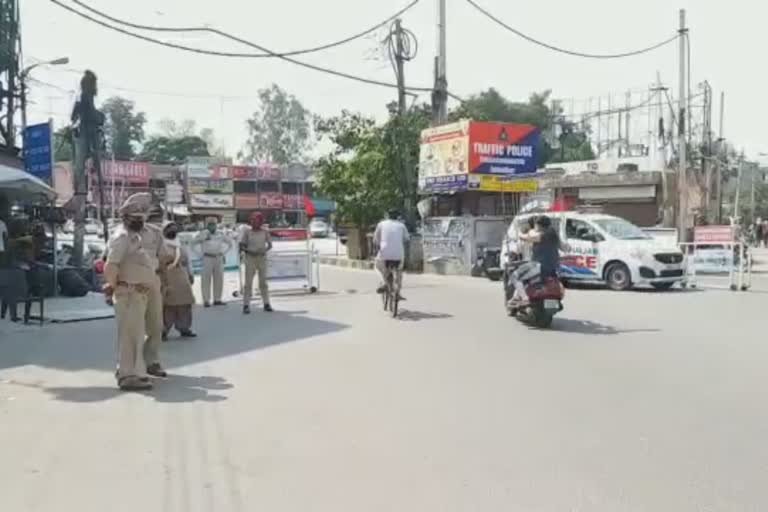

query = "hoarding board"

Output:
[[189, 193, 234, 208], [188, 178, 234, 194], [468, 122, 539, 175], [420, 174, 469, 193], [231, 165, 281, 181], [467, 175, 538, 193], [418, 120, 469, 183]]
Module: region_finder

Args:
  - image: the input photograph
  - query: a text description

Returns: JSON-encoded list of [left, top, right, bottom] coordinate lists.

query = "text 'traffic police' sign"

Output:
[[23, 121, 54, 181]]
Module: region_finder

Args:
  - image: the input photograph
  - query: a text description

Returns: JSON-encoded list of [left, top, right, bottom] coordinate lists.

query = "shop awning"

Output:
[[0, 164, 56, 201]]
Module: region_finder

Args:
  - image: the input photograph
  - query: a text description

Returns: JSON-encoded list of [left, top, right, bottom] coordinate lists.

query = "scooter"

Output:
[[504, 261, 565, 329]]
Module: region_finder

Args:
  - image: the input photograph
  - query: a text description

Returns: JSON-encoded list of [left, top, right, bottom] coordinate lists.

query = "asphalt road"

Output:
[[1, 266, 767, 511]]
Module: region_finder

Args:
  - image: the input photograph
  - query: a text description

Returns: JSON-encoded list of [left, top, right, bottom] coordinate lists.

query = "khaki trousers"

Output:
[[243, 253, 270, 306], [114, 286, 149, 380], [143, 275, 163, 367], [201, 255, 224, 304]]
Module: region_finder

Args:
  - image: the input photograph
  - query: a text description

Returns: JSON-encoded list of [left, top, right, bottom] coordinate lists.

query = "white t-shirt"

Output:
[[374, 219, 410, 261], [0, 219, 7, 252]]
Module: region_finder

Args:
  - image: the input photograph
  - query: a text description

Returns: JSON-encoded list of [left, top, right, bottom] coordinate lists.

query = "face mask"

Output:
[[207, 224, 216, 234], [165, 231, 178, 240], [127, 219, 144, 232]]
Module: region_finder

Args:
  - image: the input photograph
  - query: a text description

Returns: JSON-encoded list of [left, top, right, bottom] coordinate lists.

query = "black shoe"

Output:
[[376, 285, 387, 294], [179, 330, 197, 338], [243, 305, 251, 315], [146, 364, 168, 379], [162, 332, 169, 342], [213, 301, 225, 307], [118, 376, 152, 391], [263, 304, 274, 312], [204, 303, 211, 308]]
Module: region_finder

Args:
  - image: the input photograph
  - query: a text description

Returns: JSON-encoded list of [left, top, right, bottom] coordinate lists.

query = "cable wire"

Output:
[[50, 0, 435, 94], [70, 0, 421, 58], [465, 0, 678, 59]]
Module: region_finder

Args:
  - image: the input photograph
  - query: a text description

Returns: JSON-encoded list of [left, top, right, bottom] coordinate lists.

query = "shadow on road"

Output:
[[553, 318, 662, 336], [397, 310, 454, 322], [0, 307, 349, 373], [43, 374, 233, 403]]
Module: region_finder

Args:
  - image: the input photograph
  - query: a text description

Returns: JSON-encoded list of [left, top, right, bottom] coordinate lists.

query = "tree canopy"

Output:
[[102, 96, 146, 160], [138, 135, 210, 164], [241, 84, 312, 165]]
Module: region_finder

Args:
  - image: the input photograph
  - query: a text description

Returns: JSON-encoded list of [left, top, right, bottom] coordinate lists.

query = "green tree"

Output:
[[242, 84, 311, 165], [102, 96, 147, 160], [53, 126, 74, 161], [138, 135, 210, 164], [314, 104, 430, 228]]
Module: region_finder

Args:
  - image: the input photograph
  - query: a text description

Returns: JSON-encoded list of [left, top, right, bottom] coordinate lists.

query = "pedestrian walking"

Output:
[[194, 216, 234, 307], [239, 212, 273, 314], [103, 194, 157, 391], [139, 202, 168, 379], [161, 222, 197, 340]]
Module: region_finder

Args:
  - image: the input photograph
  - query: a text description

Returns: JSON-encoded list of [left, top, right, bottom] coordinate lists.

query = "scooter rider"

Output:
[[509, 215, 564, 306]]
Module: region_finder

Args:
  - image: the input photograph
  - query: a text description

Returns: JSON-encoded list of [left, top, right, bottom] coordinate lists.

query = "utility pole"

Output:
[[677, 9, 689, 242], [390, 20, 416, 227], [716, 91, 725, 224], [432, 0, 447, 125], [750, 162, 756, 223], [734, 152, 744, 221], [394, 19, 407, 117]]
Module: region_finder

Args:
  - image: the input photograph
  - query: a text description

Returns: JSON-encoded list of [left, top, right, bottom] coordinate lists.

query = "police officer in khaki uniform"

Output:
[[140, 202, 168, 378], [239, 212, 273, 314], [194, 216, 233, 307], [103, 194, 157, 391]]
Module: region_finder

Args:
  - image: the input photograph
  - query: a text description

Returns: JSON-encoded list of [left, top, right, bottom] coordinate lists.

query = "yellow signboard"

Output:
[[468, 175, 538, 193]]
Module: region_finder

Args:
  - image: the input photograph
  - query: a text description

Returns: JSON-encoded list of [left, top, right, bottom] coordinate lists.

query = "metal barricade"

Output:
[[680, 241, 751, 291]]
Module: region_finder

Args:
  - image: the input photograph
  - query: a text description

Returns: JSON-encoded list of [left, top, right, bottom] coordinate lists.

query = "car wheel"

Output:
[[605, 263, 632, 291]]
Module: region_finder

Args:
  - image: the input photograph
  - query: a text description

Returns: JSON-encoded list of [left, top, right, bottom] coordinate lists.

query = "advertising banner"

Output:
[[468, 122, 540, 175], [418, 120, 469, 185], [190, 194, 234, 209], [186, 157, 214, 178], [234, 193, 285, 209], [467, 175, 538, 193], [100, 161, 151, 184], [420, 174, 469, 193], [231, 164, 281, 181], [282, 194, 303, 209], [694, 226, 735, 244], [188, 178, 234, 194], [209, 165, 232, 180]]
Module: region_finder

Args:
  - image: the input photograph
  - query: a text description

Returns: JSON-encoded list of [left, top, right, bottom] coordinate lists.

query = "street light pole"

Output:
[[20, 57, 70, 134], [677, 9, 688, 242]]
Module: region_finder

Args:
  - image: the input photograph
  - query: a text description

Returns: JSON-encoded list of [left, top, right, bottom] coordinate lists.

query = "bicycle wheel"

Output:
[[389, 274, 399, 318]]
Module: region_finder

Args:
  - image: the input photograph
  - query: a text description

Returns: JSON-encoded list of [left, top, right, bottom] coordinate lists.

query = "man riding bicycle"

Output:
[[374, 209, 410, 300]]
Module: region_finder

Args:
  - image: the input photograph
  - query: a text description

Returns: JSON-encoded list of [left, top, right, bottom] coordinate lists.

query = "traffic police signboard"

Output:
[[23, 121, 54, 182]]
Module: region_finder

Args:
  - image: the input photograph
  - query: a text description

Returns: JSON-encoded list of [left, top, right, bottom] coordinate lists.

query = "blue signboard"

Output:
[[23, 122, 53, 182], [421, 174, 468, 193]]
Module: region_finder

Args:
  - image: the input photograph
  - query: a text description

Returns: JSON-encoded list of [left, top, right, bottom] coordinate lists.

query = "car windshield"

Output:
[[593, 218, 650, 240]]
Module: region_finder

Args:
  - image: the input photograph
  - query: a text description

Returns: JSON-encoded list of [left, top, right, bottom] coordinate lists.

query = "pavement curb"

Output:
[[318, 256, 375, 270]]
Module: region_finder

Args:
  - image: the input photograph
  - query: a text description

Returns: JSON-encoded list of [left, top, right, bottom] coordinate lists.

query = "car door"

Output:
[[561, 217, 603, 281]]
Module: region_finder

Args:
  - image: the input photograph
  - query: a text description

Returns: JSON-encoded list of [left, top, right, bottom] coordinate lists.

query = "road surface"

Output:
[[1, 266, 767, 511]]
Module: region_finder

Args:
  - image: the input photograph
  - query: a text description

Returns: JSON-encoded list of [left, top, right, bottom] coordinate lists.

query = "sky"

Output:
[[20, 0, 768, 161]]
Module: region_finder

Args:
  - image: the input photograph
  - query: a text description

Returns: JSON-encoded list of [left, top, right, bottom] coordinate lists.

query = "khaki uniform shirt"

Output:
[[107, 226, 156, 285], [140, 224, 165, 272], [240, 227, 271, 255]]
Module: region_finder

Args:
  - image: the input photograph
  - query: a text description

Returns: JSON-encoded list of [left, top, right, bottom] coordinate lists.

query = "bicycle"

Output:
[[381, 260, 401, 318]]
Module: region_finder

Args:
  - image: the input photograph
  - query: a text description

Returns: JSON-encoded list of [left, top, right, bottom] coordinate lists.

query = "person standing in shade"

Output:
[[239, 212, 273, 314], [103, 194, 156, 391], [160, 222, 197, 340], [194, 216, 233, 307], [0, 214, 8, 267]]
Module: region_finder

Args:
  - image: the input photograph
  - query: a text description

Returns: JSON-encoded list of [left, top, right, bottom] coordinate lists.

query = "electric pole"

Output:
[[734, 152, 744, 221], [432, 0, 447, 125], [394, 19, 407, 117], [677, 9, 688, 241], [716, 91, 725, 224]]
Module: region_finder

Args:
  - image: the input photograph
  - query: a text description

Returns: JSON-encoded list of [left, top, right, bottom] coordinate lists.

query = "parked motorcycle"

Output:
[[504, 261, 565, 329], [472, 246, 503, 281]]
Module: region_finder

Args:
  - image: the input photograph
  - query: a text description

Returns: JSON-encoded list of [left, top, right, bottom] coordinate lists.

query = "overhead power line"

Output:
[[70, 0, 421, 59], [50, 0, 438, 95], [465, 0, 678, 59]]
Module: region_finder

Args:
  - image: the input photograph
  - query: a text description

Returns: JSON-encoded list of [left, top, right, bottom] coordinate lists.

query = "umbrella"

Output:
[[0, 164, 56, 201]]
